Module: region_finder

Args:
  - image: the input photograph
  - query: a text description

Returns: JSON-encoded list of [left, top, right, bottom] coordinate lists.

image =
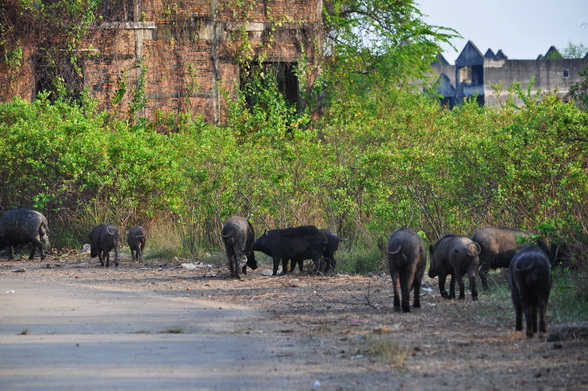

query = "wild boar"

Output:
[[253, 225, 327, 275], [386, 228, 427, 312], [320, 229, 344, 273], [127, 226, 147, 262], [90, 224, 121, 267], [509, 244, 552, 337], [471, 227, 530, 290], [429, 235, 481, 300], [0, 209, 49, 260], [221, 216, 258, 279], [290, 229, 344, 273]]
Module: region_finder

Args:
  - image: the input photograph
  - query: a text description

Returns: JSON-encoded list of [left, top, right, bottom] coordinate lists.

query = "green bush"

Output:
[[0, 85, 586, 268]]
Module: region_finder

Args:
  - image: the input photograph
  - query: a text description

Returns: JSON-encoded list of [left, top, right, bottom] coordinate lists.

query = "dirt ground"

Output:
[[1, 252, 587, 390]]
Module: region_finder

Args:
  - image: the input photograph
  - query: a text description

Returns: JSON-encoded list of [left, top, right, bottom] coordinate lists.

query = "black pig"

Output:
[[0, 209, 49, 260], [320, 229, 344, 273], [253, 225, 327, 275], [221, 216, 258, 279], [509, 244, 552, 337], [386, 228, 427, 312], [90, 224, 121, 267], [429, 235, 481, 300], [290, 229, 344, 273], [471, 227, 530, 290], [127, 226, 147, 262]]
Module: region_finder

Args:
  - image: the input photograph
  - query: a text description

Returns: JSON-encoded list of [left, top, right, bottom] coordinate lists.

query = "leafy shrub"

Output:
[[0, 83, 585, 271]]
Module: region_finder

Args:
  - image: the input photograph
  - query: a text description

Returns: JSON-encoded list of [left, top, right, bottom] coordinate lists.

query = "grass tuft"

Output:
[[368, 337, 408, 367]]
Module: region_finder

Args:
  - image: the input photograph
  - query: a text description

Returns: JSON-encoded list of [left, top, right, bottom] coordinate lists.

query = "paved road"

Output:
[[0, 276, 319, 390]]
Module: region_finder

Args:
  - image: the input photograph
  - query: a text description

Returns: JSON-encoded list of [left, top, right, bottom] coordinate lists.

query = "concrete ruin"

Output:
[[0, 0, 324, 123], [432, 41, 588, 108]]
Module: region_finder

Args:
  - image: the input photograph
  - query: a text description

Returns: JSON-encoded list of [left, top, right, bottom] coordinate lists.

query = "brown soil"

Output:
[[1, 254, 587, 390]]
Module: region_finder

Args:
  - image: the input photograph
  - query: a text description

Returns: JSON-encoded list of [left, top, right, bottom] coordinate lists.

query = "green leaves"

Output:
[[322, 0, 459, 117]]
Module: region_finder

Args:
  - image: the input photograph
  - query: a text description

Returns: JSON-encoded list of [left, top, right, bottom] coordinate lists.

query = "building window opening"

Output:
[[472, 65, 483, 85], [458, 66, 472, 84], [33, 50, 83, 102], [33, 53, 53, 100], [99, 0, 135, 22], [240, 62, 299, 107], [563, 69, 569, 78], [459, 65, 483, 86]]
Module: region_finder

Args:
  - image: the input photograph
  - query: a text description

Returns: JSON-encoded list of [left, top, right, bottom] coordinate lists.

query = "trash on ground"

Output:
[[181, 263, 197, 270]]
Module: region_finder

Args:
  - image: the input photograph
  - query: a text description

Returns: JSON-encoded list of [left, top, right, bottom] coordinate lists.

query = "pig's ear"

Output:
[[263, 229, 268, 236]]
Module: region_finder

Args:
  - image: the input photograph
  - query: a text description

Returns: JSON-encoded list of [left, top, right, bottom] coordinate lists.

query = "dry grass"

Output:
[[367, 337, 409, 367], [143, 219, 183, 260]]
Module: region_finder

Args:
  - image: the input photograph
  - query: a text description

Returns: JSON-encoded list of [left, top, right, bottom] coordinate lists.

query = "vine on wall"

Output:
[[0, 0, 102, 101]]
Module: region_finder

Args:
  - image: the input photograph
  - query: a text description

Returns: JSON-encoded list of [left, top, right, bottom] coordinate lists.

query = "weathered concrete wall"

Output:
[[432, 44, 588, 108], [83, 23, 153, 115], [0, 51, 35, 102], [86, 0, 322, 123], [433, 64, 456, 88], [484, 58, 587, 106], [0, 0, 323, 123]]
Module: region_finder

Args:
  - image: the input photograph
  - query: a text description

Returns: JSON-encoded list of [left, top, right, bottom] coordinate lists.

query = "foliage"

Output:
[[550, 269, 588, 322], [570, 67, 588, 111], [321, 0, 459, 115], [2, 81, 585, 266], [0, 94, 188, 247], [559, 41, 588, 59], [543, 41, 587, 60], [472, 270, 588, 327]]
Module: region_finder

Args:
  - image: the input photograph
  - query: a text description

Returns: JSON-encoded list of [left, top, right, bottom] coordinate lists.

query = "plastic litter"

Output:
[[181, 263, 196, 270], [5, 290, 15, 294], [313, 380, 321, 387]]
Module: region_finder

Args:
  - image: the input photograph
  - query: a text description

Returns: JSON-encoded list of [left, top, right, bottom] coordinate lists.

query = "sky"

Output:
[[416, 0, 588, 63]]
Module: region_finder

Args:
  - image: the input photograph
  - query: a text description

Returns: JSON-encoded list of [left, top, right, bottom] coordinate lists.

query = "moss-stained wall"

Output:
[[0, 0, 323, 123]]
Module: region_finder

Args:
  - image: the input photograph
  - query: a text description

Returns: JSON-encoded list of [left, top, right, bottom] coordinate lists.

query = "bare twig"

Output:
[[365, 280, 381, 311]]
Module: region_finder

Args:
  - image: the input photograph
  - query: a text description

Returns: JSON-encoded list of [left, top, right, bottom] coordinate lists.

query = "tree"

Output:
[[560, 41, 588, 59], [321, 0, 459, 115], [570, 67, 588, 110]]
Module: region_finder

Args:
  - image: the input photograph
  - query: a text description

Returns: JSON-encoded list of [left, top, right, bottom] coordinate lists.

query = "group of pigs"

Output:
[[222, 217, 553, 337], [0, 209, 553, 338], [222, 217, 554, 339], [221, 217, 344, 278], [88, 224, 147, 267], [0, 209, 146, 267], [384, 227, 553, 338]]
